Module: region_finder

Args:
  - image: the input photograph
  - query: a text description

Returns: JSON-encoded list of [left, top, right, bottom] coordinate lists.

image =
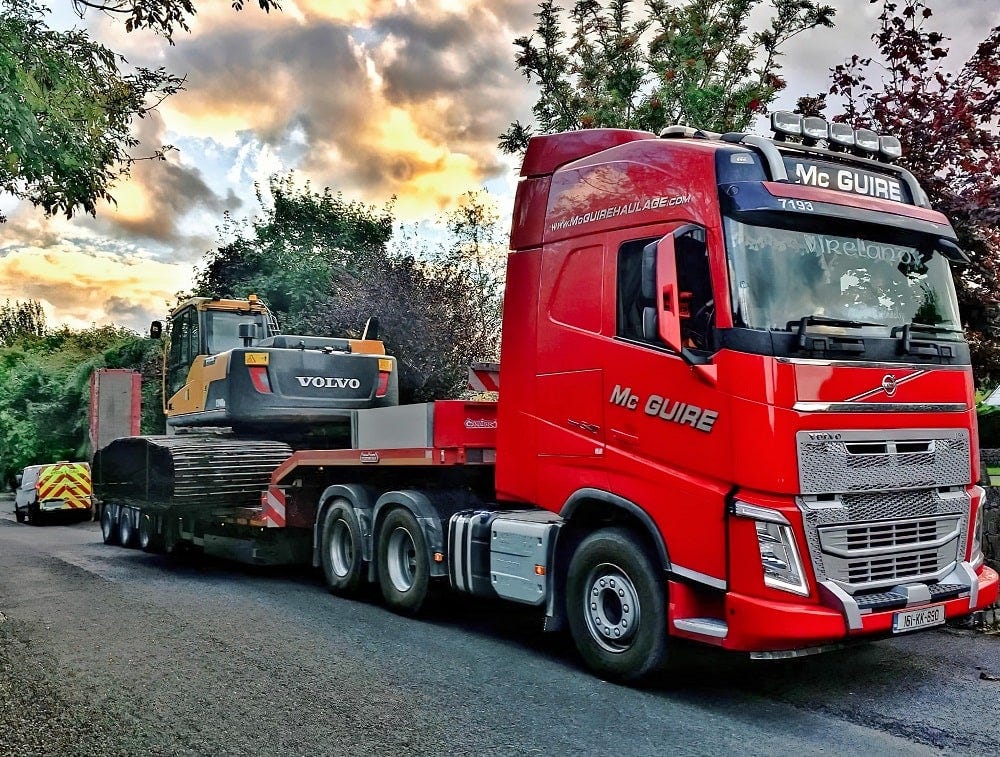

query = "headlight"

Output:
[[734, 500, 810, 597], [755, 521, 810, 596]]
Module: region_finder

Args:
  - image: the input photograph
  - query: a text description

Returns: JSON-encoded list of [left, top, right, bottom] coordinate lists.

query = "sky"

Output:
[[0, 0, 997, 333]]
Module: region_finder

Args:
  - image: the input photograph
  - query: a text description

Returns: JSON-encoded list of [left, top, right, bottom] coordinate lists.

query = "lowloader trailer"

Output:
[[97, 116, 998, 681]]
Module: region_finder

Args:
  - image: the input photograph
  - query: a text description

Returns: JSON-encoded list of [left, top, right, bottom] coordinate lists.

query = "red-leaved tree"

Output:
[[798, 0, 1000, 385]]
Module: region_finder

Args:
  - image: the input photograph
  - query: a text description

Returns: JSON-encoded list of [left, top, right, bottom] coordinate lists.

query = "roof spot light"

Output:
[[770, 111, 802, 140], [879, 135, 903, 162], [828, 122, 855, 150], [854, 128, 880, 155], [801, 116, 828, 145]]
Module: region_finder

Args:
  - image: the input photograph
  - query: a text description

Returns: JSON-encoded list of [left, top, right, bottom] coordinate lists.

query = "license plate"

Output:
[[892, 604, 946, 634]]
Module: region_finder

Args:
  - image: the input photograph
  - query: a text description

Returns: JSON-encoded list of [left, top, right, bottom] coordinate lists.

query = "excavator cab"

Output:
[[161, 295, 398, 433]]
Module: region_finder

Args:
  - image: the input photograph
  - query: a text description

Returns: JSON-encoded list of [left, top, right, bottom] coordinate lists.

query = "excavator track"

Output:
[[93, 435, 292, 507]]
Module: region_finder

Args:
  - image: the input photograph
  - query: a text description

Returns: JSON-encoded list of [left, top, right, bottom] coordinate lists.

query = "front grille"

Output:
[[819, 515, 960, 557], [799, 491, 969, 593], [845, 550, 944, 584], [797, 428, 969, 495]]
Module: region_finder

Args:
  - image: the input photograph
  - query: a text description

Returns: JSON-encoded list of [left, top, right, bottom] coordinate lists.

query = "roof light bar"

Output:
[[770, 111, 802, 140]]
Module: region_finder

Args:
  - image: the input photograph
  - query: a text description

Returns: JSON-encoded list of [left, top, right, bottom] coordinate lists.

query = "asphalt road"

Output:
[[2, 500, 1000, 756]]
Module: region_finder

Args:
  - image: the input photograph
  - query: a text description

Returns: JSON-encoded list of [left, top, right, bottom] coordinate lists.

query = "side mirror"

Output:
[[15, 474, 22, 487], [654, 235, 683, 352], [149, 321, 163, 340], [362, 317, 380, 341]]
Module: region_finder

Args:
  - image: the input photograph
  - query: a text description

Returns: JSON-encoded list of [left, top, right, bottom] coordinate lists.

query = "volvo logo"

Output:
[[295, 376, 361, 389], [881, 374, 898, 397]]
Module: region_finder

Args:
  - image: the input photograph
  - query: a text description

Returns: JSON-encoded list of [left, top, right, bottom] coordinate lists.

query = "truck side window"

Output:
[[617, 238, 659, 342]]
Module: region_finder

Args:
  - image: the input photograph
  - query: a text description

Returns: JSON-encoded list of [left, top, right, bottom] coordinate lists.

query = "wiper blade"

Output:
[[891, 322, 963, 358], [787, 314, 885, 332], [891, 321, 963, 337], [790, 315, 877, 354]]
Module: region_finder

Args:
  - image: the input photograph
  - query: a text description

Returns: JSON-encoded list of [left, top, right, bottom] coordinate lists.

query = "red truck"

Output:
[[101, 113, 999, 682]]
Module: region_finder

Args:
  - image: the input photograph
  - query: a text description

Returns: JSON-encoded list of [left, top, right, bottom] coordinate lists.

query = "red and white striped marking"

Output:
[[468, 363, 500, 393], [262, 487, 286, 528]]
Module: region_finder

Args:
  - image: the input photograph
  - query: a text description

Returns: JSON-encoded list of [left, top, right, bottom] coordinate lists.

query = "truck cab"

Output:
[[497, 115, 996, 656]]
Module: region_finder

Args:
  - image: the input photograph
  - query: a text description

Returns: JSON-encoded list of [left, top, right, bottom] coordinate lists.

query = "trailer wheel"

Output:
[[101, 506, 120, 545], [320, 500, 364, 596], [138, 514, 155, 552], [377, 507, 430, 615], [118, 510, 136, 548], [566, 527, 667, 683]]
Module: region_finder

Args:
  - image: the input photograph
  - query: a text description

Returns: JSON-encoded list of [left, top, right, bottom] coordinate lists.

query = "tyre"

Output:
[[138, 514, 155, 551], [376, 507, 431, 615], [101, 506, 120, 545], [28, 504, 43, 526], [118, 510, 137, 548], [320, 499, 364, 595], [14, 507, 25, 524], [565, 527, 668, 683]]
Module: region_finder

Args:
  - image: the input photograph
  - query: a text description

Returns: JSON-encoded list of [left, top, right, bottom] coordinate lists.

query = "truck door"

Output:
[[602, 224, 729, 585], [532, 236, 609, 504]]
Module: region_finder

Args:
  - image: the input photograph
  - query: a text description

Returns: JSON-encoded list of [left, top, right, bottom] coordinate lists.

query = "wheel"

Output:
[[14, 507, 25, 523], [138, 514, 155, 551], [565, 527, 668, 683], [101, 506, 120, 545], [320, 499, 365, 595], [376, 507, 431, 615], [118, 510, 137, 548], [28, 504, 44, 526]]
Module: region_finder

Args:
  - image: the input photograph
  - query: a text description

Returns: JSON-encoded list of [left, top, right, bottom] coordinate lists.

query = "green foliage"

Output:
[[499, 0, 835, 152], [0, 0, 183, 220], [193, 174, 505, 403], [0, 325, 159, 487], [976, 387, 1000, 449], [192, 174, 395, 332], [0, 300, 46, 346]]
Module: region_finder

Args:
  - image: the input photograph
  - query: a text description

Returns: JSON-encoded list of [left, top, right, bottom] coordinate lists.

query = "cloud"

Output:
[[0, 245, 192, 331], [148, 1, 533, 218], [82, 111, 243, 246]]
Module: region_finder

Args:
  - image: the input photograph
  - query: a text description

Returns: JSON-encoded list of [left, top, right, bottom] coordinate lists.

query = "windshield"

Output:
[[204, 311, 265, 354], [723, 217, 962, 334]]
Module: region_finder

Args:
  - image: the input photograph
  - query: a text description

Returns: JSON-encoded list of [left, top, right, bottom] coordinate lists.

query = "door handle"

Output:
[[567, 418, 600, 434]]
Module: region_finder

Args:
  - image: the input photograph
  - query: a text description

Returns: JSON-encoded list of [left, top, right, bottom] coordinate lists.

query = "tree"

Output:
[[441, 190, 506, 364], [70, 0, 279, 43], [0, 300, 46, 346], [300, 255, 498, 404], [799, 0, 1000, 385], [0, 324, 156, 486], [0, 1, 279, 222], [500, 0, 835, 153], [192, 173, 395, 331]]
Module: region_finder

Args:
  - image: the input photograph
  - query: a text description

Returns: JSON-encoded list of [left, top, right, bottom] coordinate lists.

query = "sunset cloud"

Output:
[[0, 244, 192, 332]]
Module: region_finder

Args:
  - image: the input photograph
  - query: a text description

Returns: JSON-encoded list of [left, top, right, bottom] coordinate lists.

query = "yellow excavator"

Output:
[[159, 294, 397, 432], [93, 296, 399, 541]]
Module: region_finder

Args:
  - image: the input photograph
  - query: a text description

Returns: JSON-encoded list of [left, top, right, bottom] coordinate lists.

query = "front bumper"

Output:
[[715, 563, 998, 653]]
